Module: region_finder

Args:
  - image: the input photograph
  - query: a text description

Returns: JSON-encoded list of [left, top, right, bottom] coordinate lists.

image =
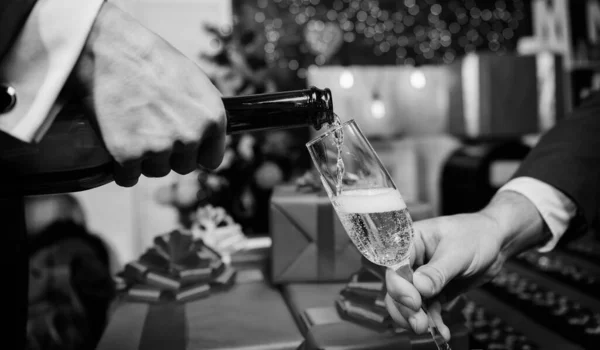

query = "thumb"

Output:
[[413, 249, 464, 300]]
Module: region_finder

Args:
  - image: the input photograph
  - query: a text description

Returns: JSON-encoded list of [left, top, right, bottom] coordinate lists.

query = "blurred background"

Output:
[[23, 1, 600, 350], [60, 0, 599, 266]]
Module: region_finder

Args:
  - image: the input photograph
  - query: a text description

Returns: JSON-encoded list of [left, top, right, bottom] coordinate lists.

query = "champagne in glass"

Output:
[[333, 188, 413, 269], [307, 119, 451, 350]]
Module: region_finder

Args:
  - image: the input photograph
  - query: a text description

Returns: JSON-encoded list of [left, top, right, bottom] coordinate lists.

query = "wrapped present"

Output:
[[97, 281, 304, 350], [447, 53, 539, 139], [336, 265, 470, 336], [282, 282, 470, 350], [117, 229, 237, 304], [270, 185, 362, 283], [304, 321, 470, 350]]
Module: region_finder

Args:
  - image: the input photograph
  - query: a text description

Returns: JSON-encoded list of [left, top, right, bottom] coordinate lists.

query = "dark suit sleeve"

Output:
[[514, 91, 600, 230], [0, 0, 37, 61]]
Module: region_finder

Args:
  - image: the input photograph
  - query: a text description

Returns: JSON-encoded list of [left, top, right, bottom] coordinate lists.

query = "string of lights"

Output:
[[236, 0, 527, 78]]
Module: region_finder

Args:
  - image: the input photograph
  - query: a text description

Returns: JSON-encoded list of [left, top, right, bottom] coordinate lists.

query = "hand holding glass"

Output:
[[306, 120, 451, 350]]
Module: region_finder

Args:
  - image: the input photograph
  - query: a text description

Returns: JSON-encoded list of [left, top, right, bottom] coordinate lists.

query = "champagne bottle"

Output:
[[0, 87, 333, 195], [225, 86, 333, 133]]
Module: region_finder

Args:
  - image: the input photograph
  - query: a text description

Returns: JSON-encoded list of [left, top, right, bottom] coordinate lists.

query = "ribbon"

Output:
[[126, 285, 164, 303], [146, 271, 181, 291], [139, 303, 187, 350], [178, 267, 212, 286], [317, 197, 335, 280], [175, 284, 210, 303], [119, 230, 236, 304], [294, 170, 337, 279], [123, 262, 149, 283], [211, 265, 236, 288]]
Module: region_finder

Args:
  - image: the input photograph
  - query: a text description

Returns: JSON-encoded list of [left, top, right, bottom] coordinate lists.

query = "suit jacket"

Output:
[[514, 91, 600, 232], [0, 0, 37, 61]]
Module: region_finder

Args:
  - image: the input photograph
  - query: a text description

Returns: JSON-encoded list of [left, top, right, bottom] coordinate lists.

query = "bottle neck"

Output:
[[223, 87, 334, 134]]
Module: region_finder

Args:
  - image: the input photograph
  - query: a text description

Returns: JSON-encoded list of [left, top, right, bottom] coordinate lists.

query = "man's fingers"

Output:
[[385, 268, 422, 311], [385, 294, 429, 334], [197, 128, 225, 170], [412, 245, 467, 299], [142, 151, 172, 177], [113, 160, 142, 187], [171, 141, 199, 175], [426, 300, 451, 341], [413, 266, 447, 299], [384, 293, 409, 329], [196, 103, 226, 170]]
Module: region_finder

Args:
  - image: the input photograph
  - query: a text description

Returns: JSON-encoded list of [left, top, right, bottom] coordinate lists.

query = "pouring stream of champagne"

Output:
[[331, 114, 345, 196]]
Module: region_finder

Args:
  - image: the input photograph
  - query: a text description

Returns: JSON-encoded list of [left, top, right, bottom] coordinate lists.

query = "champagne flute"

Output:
[[306, 119, 451, 350]]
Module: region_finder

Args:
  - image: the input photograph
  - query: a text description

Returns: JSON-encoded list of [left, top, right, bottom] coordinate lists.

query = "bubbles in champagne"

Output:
[[329, 114, 345, 195], [333, 188, 414, 267]]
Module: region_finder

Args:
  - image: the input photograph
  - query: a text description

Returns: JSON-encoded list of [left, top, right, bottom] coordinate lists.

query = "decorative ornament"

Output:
[[304, 20, 344, 62], [193, 205, 248, 259]]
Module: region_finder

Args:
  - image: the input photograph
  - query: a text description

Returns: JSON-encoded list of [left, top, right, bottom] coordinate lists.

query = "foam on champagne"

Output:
[[333, 188, 407, 213], [333, 188, 413, 267]]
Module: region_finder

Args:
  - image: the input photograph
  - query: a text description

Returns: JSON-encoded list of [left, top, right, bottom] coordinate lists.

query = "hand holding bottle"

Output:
[[73, 2, 226, 187]]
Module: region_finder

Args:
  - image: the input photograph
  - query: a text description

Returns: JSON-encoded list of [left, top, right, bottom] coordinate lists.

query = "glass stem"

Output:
[[392, 263, 452, 350]]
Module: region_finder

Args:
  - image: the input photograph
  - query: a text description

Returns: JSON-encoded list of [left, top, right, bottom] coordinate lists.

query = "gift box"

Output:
[[447, 53, 539, 139], [282, 282, 470, 350], [304, 321, 470, 350], [97, 280, 304, 350], [270, 185, 362, 283], [282, 258, 470, 350]]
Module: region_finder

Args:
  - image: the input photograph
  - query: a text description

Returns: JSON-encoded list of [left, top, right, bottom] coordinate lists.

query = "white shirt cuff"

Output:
[[0, 0, 104, 143], [499, 176, 577, 252]]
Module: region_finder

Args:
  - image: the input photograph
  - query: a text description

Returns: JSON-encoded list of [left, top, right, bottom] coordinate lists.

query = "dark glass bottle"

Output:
[[0, 87, 334, 195], [225, 86, 333, 133]]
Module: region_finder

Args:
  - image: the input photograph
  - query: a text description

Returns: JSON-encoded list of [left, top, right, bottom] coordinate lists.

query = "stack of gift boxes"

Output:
[[335, 261, 398, 331], [116, 230, 237, 303]]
